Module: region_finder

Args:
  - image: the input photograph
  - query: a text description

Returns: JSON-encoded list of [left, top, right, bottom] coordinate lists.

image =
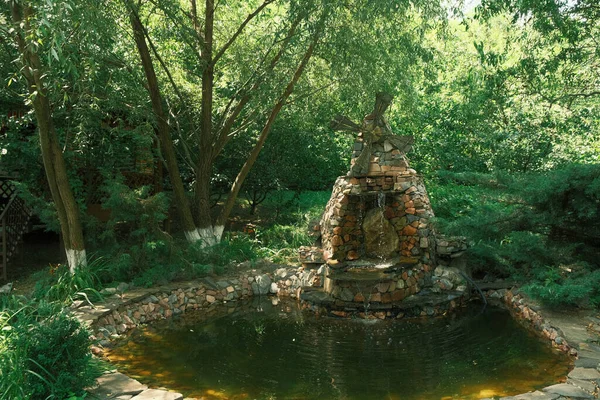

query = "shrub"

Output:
[[91, 177, 178, 284], [430, 165, 600, 307], [32, 257, 106, 305], [0, 298, 95, 400], [523, 267, 600, 308], [189, 234, 261, 269]]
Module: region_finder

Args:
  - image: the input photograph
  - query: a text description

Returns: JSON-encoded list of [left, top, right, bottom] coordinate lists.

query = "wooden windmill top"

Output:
[[330, 92, 414, 177]]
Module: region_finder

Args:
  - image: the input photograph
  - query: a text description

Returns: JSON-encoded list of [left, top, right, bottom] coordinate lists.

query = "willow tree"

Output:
[[3, 0, 86, 271], [123, 0, 446, 245]]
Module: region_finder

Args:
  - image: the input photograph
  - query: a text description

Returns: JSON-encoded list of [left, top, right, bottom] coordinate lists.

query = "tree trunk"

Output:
[[128, 6, 200, 242], [195, 164, 217, 244], [10, 1, 86, 272], [194, 0, 218, 245]]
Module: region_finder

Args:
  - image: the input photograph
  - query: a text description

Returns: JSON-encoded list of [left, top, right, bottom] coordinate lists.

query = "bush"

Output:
[[79, 187, 331, 287], [90, 177, 179, 285], [430, 165, 600, 307], [523, 267, 600, 308], [32, 258, 106, 305], [261, 190, 330, 225], [190, 234, 260, 267], [0, 298, 95, 399]]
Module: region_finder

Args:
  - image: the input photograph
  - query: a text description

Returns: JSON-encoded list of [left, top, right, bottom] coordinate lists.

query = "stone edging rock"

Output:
[[73, 268, 314, 346]]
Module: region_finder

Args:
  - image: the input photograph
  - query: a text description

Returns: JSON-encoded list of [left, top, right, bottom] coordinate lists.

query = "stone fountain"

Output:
[[300, 93, 468, 316]]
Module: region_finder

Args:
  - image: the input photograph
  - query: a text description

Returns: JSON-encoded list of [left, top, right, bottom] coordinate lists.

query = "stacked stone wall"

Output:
[[320, 174, 435, 265], [86, 267, 320, 343], [327, 268, 426, 305], [352, 139, 413, 177]]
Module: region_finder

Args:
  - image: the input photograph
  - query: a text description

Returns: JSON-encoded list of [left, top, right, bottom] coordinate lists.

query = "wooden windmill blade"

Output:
[[385, 135, 414, 154], [330, 114, 361, 133], [350, 139, 373, 177]]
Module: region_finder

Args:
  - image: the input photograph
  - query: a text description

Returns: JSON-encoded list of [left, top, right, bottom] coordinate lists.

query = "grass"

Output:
[[243, 190, 328, 263]]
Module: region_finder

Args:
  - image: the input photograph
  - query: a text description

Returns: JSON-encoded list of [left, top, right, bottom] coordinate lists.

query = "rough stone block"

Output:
[[131, 389, 183, 400], [542, 383, 595, 399], [567, 378, 597, 394], [574, 357, 600, 369], [498, 391, 560, 399], [251, 274, 271, 295], [568, 367, 600, 380], [88, 372, 147, 398]]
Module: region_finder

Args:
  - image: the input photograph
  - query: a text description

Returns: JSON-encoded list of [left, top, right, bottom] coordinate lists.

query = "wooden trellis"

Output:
[[0, 178, 16, 206], [0, 177, 31, 281]]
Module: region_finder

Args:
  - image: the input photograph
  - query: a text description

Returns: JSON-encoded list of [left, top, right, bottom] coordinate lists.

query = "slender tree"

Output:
[[7, 0, 86, 271], [195, 1, 327, 244], [128, 3, 201, 242]]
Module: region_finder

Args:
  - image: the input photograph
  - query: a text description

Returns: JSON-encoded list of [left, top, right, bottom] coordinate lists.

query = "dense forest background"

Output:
[[0, 0, 599, 305]]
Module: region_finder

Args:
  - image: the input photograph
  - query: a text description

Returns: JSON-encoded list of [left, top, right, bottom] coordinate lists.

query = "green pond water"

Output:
[[107, 300, 571, 400]]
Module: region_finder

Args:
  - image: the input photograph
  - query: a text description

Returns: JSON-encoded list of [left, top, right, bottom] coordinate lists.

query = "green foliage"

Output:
[[92, 178, 264, 285], [191, 235, 259, 269], [524, 268, 600, 308], [402, 13, 600, 176], [99, 178, 169, 244], [31, 258, 106, 305], [432, 164, 600, 307], [92, 178, 175, 284], [0, 298, 95, 400], [126, 236, 261, 287], [216, 120, 350, 210], [255, 224, 314, 263], [262, 190, 330, 223], [241, 190, 327, 262]]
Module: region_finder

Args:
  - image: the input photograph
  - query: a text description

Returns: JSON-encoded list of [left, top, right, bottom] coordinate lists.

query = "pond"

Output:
[[107, 300, 571, 400]]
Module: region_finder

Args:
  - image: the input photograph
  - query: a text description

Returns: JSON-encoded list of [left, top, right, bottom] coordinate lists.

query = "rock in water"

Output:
[[362, 208, 399, 258], [252, 274, 271, 295], [270, 282, 279, 294]]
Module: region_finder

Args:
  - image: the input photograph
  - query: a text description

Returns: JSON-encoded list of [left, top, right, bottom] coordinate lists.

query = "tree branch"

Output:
[[212, 0, 275, 66], [215, 10, 326, 229], [190, 0, 205, 52], [144, 0, 204, 64], [211, 13, 303, 159], [129, 6, 188, 106]]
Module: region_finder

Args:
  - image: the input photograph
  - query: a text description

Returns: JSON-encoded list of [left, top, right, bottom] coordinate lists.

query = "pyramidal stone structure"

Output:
[[322, 93, 434, 268], [302, 93, 467, 312]]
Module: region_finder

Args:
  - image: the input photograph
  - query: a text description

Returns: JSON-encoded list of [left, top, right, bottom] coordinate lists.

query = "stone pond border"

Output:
[[73, 268, 600, 400]]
